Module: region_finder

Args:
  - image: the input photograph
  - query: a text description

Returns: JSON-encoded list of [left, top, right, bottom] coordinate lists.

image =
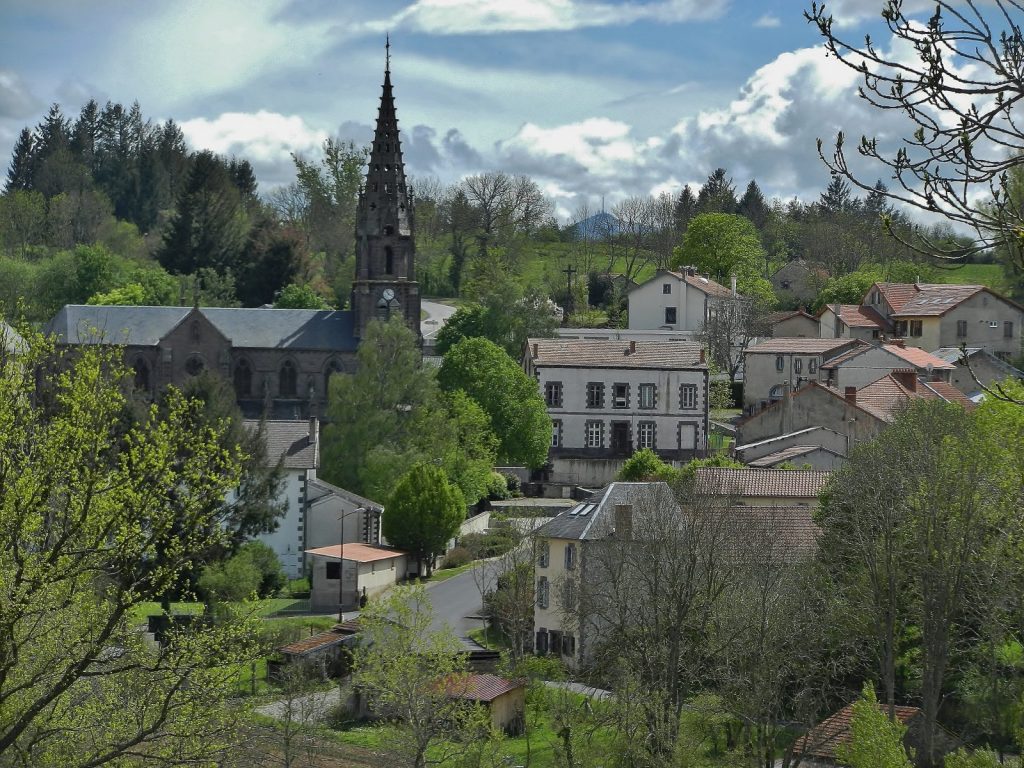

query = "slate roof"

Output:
[[734, 426, 844, 453], [443, 674, 524, 703], [48, 305, 358, 351], [535, 482, 678, 541], [527, 338, 705, 369], [245, 420, 318, 470], [745, 338, 858, 356], [305, 543, 407, 563], [693, 467, 831, 499], [817, 340, 874, 369], [307, 477, 384, 512], [794, 703, 921, 760], [746, 445, 841, 468], [1, 320, 25, 353]]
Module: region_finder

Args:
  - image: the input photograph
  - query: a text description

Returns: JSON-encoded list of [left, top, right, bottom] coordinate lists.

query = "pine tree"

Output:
[[819, 175, 854, 213], [737, 179, 769, 230], [696, 168, 737, 214], [5, 128, 35, 191], [674, 184, 698, 233], [71, 100, 101, 174]]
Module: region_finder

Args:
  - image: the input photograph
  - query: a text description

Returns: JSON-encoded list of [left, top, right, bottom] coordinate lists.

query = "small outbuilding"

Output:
[[444, 674, 526, 736], [307, 544, 410, 612]]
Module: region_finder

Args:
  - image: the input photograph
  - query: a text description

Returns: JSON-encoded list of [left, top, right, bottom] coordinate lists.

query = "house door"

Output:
[[611, 422, 631, 455]]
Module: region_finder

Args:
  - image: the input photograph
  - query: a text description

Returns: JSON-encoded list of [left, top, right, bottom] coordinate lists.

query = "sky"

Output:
[[0, 0, 942, 220]]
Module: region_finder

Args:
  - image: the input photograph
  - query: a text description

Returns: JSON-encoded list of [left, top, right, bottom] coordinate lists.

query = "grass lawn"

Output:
[[930, 262, 1009, 291], [418, 561, 478, 584]]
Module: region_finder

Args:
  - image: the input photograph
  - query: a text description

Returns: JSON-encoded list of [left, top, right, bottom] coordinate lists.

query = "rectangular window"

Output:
[[551, 419, 562, 448], [910, 320, 923, 337], [535, 630, 549, 654], [544, 381, 563, 408], [637, 421, 656, 449], [957, 320, 968, 338], [775, 355, 784, 371], [612, 383, 629, 408], [794, 358, 803, 374], [585, 420, 603, 448], [809, 358, 817, 374], [663, 283, 672, 294], [537, 540, 550, 568], [638, 383, 656, 409], [562, 581, 577, 610], [1005, 321, 1014, 338], [586, 382, 604, 409], [564, 543, 577, 570], [537, 577, 549, 609], [665, 307, 677, 325], [894, 320, 907, 336], [326, 561, 340, 580], [679, 384, 698, 410], [562, 634, 576, 657]]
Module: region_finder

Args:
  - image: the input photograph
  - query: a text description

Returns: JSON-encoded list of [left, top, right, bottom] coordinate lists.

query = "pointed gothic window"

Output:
[[385, 246, 394, 274], [133, 358, 150, 392], [279, 360, 297, 397], [234, 359, 252, 397]]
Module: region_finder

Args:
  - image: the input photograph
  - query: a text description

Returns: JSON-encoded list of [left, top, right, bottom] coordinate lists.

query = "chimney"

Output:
[[308, 416, 319, 445], [844, 386, 857, 406], [892, 369, 917, 391], [614, 504, 633, 540], [731, 274, 738, 297], [686, 266, 696, 277], [532, 342, 538, 358], [628, 340, 636, 354]]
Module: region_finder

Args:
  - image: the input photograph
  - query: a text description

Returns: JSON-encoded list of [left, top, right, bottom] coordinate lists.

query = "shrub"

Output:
[[502, 472, 522, 496], [283, 577, 310, 598], [238, 541, 288, 597], [461, 531, 516, 559], [617, 448, 678, 482], [442, 546, 474, 569], [486, 471, 509, 500]]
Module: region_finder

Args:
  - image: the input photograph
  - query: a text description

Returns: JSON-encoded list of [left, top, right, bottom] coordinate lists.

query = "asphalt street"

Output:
[[420, 299, 457, 341], [425, 563, 488, 651]]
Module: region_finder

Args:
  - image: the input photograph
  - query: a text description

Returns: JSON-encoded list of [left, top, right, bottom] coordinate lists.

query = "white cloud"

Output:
[[179, 111, 328, 186], [0, 70, 41, 119], [753, 14, 781, 29], [361, 0, 728, 35]]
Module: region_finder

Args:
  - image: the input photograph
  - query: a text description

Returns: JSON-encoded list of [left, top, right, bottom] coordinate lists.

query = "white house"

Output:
[[307, 543, 409, 612], [626, 268, 734, 333], [524, 338, 708, 487]]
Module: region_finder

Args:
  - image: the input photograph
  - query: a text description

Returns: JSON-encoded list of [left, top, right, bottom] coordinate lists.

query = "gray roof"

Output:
[[932, 347, 1024, 376], [244, 420, 318, 469], [535, 482, 678, 541], [1, 320, 25, 353], [48, 305, 357, 351], [747, 445, 845, 468], [307, 477, 384, 512], [693, 467, 831, 499], [527, 338, 705, 369]]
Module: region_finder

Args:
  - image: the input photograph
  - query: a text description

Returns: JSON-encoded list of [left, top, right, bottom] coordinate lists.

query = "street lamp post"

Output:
[[338, 506, 367, 622]]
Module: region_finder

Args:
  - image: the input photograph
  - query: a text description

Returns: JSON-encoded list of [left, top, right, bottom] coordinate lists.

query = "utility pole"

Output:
[[562, 264, 577, 322]]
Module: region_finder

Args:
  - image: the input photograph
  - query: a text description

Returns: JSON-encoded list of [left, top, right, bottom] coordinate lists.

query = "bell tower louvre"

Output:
[[352, 38, 421, 343]]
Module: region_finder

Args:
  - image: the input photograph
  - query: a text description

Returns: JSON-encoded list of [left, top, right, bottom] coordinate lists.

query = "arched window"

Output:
[[324, 360, 343, 397], [385, 246, 394, 274], [234, 359, 253, 397], [133, 358, 150, 391], [279, 360, 298, 397]]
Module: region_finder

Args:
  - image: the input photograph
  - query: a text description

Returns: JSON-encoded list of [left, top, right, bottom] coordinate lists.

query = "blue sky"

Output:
[[0, 0, 937, 218]]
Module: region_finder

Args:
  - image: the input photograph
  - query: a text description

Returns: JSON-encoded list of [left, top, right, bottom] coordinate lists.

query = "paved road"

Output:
[[425, 563, 488, 650], [420, 299, 457, 341]]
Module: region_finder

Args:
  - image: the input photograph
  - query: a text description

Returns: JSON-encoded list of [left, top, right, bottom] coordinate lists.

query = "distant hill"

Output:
[[570, 212, 622, 240]]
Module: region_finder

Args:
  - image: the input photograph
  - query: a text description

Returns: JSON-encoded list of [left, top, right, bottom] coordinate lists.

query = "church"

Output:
[[47, 53, 421, 419]]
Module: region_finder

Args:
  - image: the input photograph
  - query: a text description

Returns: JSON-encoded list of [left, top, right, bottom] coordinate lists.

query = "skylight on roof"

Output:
[[568, 505, 584, 516], [578, 504, 596, 516]]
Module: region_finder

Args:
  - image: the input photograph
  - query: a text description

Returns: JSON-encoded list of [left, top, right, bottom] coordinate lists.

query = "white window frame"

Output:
[[585, 420, 603, 448], [638, 383, 656, 409], [637, 421, 656, 450], [679, 384, 698, 410]]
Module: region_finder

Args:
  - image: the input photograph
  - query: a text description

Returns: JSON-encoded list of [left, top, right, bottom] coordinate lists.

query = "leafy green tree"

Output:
[[383, 464, 465, 577], [274, 282, 331, 309], [198, 547, 261, 602], [617, 448, 678, 481], [87, 282, 147, 306], [437, 336, 550, 468], [674, 183, 698, 233], [811, 270, 878, 312], [238, 540, 287, 597], [0, 328, 262, 765], [835, 685, 913, 768], [437, 390, 499, 508], [673, 213, 765, 284]]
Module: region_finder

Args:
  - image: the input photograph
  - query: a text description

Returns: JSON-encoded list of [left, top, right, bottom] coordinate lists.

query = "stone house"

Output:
[[307, 543, 409, 612], [931, 346, 1024, 397], [768, 309, 820, 338], [770, 259, 829, 306], [818, 341, 954, 391], [862, 282, 1023, 359], [742, 338, 862, 411], [524, 338, 709, 487], [626, 268, 735, 334], [817, 303, 890, 341]]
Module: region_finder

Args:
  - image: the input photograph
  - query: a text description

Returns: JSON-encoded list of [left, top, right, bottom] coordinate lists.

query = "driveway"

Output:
[[425, 563, 488, 651], [421, 299, 457, 341]]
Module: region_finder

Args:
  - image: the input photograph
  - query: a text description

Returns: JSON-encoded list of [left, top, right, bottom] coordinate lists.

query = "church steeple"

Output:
[[352, 39, 420, 342]]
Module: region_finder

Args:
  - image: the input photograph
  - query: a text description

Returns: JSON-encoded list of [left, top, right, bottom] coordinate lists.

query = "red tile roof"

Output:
[[682, 272, 734, 298], [278, 627, 353, 656], [891, 284, 984, 317], [721, 505, 821, 553], [857, 373, 975, 417], [794, 703, 921, 760], [769, 309, 818, 324], [305, 543, 407, 563], [831, 303, 891, 329], [443, 674, 524, 703], [693, 467, 831, 499], [880, 344, 955, 371], [746, 338, 859, 355], [873, 282, 922, 312], [527, 338, 705, 369], [919, 379, 976, 408]]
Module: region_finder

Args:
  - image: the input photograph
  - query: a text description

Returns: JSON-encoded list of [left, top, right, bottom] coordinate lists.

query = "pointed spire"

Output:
[[386, 33, 391, 73]]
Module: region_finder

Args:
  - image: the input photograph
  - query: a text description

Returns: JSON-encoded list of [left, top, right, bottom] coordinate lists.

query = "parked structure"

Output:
[[524, 338, 708, 487], [626, 268, 734, 333]]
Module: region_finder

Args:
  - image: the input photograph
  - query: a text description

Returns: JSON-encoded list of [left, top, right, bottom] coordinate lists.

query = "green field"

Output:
[[929, 262, 1009, 291]]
